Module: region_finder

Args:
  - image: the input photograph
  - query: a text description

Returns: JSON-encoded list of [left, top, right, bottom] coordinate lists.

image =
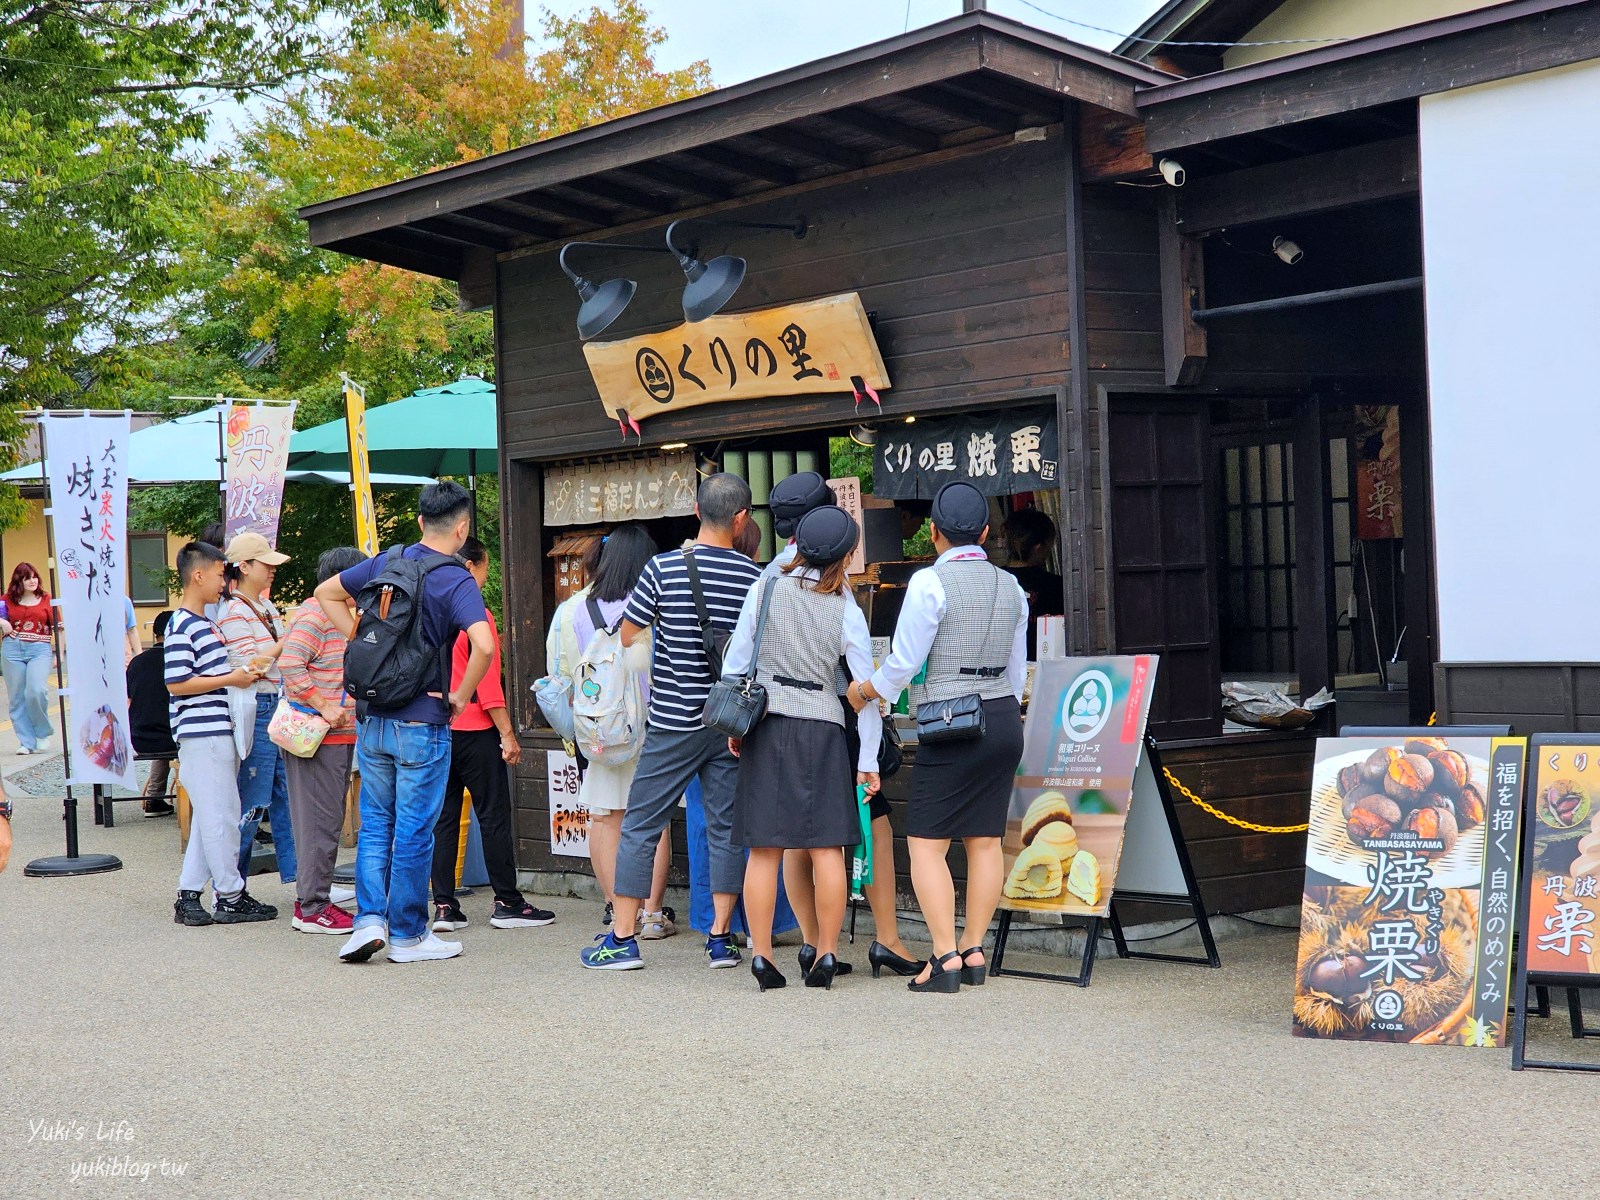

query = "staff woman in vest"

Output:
[[848, 481, 1027, 994], [725, 506, 882, 992]]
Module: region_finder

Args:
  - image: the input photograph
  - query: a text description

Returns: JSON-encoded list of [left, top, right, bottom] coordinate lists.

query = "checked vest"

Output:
[[753, 573, 849, 725], [910, 558, 1021, 706]]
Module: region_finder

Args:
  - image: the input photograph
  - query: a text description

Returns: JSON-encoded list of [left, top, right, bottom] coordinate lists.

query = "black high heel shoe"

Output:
[[751, 955, 787, 992], [798, 943, 854, 978], [804, 952, 838, 990], [908, 950, 962, 994], [868, 941, 921, 978], [959, 945, 988, 987]]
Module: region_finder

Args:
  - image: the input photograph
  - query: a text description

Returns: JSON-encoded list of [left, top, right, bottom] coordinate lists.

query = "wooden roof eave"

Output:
[[1134, 0, 1600, 154], [298, 11, 1173, 280]]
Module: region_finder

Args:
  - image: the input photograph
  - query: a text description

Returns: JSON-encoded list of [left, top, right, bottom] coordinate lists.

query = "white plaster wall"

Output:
[[1421, 60, 1600, 661]]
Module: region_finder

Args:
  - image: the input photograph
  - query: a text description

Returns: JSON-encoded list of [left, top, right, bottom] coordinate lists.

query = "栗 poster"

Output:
[[1521, 741, 1600, 977], [1293, 735, 1525, 1046], [1002, 656, 1157, 918]]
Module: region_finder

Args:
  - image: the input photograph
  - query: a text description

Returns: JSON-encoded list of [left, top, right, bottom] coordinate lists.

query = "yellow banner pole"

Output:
[[342, 374, 378, 556]]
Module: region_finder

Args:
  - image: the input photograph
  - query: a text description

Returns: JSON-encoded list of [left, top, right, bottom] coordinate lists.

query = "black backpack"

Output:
[[343, 545, 467, 710]]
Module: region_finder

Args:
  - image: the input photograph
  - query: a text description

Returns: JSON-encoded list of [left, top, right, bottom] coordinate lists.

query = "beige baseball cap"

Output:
[[224, 531, 290, 566]]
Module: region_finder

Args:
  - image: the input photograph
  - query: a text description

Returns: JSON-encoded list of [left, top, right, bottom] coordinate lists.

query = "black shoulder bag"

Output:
[[914, 564, 1004, 745], [702, 579, 775, 739], [683, 547, 731, 680]]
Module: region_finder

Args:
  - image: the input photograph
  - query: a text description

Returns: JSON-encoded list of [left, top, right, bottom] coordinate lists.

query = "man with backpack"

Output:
[[580, 474, 761, 972], [430, 537, 554, 933], [313, 481, 497, 965]]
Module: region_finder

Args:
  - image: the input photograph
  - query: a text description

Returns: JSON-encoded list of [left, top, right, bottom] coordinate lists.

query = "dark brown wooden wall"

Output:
[[1436, 663, 1600, 734]]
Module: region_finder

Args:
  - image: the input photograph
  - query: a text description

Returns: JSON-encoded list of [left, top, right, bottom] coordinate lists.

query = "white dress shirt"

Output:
[[724, 567, 883, 773], [869, 546, 1029, 705]]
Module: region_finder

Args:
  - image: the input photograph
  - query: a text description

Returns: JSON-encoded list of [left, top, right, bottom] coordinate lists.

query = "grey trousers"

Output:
[[615, 725, 741, 900], [175, 735, 244, 899], [283, 741, 353, 915]]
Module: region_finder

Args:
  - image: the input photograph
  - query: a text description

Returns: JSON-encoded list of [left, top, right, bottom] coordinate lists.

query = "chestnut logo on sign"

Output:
[[1061, 670, 1112, 743]]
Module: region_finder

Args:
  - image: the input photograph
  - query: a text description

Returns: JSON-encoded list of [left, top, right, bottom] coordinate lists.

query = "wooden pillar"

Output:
[[1159, 192, 1207, 386], [1059, 102, 1094, 654], [1398, 391, 1437, 723], [1293, 398, 1337, 705]]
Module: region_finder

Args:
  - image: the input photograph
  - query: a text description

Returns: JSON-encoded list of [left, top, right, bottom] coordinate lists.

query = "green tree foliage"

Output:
[[0, 0, 435, 529], [126, 1, 709, 604]]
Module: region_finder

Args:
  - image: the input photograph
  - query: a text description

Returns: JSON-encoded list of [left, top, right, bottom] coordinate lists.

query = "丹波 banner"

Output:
[[43, 412, 137, 789], [223, 401, 296, 545]]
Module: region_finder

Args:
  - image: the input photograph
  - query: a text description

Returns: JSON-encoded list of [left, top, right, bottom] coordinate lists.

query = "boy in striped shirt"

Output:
[[166, 541, 278, 927]]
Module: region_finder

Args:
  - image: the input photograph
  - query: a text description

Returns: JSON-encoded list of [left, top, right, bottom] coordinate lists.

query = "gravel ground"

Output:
[[3, 781, 1597, 1200]]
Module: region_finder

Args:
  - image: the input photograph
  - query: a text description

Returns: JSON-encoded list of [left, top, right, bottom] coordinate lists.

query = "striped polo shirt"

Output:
[[623, 545, 761, 732], [163, 608, 234, 740]]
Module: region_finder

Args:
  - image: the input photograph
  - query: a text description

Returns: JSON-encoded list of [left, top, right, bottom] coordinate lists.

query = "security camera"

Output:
[[1272, 236, 1303, 265], [1158, 158, 1186, 187]]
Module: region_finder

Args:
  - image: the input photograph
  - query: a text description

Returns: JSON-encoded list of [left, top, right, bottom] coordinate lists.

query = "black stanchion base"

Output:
[[25, 853, 123, 877], [332, 861, 356, 885]]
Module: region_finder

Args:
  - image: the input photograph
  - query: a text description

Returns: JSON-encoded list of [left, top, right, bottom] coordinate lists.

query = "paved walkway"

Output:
[[3, 771, 1596, 1199]]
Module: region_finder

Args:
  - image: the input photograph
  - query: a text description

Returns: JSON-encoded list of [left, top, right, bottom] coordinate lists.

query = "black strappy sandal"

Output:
[[908, 949, 962, 994], [959, 945, 987, 987]]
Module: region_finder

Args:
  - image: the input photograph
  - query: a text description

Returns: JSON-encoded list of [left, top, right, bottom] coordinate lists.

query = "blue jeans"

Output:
[[354, 716, 452, 945], [2, 638, 54, 750], [237, 691, 295, 883]]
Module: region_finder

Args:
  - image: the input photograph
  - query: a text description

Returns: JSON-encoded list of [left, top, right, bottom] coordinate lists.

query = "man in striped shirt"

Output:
[[580, 474, 761, 972], [165, 541, 278, 927]]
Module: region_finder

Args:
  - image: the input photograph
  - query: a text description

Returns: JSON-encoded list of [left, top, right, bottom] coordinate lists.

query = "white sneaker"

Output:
[[638, 910, 677, 940], [339, 924, 387, 963], [388, 933, 462, 963], [329, 885, 356, 906], [16, 747, 32, 756], [36, 736, 50, 752]]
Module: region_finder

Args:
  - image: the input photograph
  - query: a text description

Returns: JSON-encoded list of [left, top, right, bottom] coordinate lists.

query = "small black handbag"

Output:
[[915, 692, 986, 744], [877, 718, 905, 778], [701, 580, 775, 739]]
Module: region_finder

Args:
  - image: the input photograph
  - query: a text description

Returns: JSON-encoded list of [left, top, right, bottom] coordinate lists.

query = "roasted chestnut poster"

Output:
[[1001, 655, 1158, 918], [1294, 735, 1526, 1046], [1519, 741, 1600, 978]]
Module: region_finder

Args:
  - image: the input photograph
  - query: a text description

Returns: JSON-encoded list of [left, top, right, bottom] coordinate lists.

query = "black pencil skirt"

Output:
[[734, 714, 859, 849], [905, 697, 1024, 839]]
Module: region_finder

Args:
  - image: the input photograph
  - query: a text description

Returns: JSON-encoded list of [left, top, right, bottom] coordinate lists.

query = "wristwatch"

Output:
[[0, 795, 12, 822]]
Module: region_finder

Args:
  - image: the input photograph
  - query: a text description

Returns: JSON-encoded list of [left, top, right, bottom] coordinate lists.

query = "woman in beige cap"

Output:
[[219, 531, 296, 884]]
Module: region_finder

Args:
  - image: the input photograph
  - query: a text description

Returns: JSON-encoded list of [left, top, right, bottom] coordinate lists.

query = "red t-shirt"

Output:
[[451, 609, 506, 733], [5, 594, 55, 642]]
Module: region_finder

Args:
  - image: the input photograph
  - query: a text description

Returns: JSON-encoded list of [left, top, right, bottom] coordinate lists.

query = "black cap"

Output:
[[769, 471, 835, 538], [931, 480, 989, 537], [794, 506, 859, 568]]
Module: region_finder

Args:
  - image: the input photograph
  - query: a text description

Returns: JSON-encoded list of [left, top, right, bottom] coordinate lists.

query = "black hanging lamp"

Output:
[[667, 218, 807, 323], [559, 241, 674, 340]]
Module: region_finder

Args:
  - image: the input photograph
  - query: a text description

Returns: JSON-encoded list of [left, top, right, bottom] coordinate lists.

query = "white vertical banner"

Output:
[[43, 413, 137, 789], [223, 400, 297, 546]]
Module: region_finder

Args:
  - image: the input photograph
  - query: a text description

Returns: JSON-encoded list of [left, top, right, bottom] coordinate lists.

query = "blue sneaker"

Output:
[[706, 931, 742, 969], [580, 931, 643, 971]]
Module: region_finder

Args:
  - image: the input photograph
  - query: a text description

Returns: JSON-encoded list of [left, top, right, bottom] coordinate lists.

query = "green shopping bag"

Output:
[[849, 784, 874, 900]]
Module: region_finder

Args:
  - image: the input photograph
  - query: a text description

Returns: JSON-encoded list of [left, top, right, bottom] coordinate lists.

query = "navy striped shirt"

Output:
[[624, 545, 761, 731], [164, 608, 233, 740]]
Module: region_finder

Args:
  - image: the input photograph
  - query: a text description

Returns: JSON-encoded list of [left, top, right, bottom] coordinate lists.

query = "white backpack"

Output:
[[571, 598, 646, 766]]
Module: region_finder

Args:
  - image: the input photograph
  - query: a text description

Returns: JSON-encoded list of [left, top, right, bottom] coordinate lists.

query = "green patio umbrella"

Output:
[[288, 376, 498, 479]]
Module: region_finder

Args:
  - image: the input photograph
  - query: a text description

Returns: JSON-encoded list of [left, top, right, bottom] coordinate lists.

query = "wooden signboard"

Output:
[[584, 293, 890, 428]]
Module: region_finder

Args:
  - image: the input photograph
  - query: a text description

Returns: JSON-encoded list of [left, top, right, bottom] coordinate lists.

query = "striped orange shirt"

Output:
[[278, 598, 356, 744]]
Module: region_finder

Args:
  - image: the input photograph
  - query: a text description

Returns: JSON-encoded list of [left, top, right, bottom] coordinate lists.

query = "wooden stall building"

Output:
[[302, 1, 1600, 918]]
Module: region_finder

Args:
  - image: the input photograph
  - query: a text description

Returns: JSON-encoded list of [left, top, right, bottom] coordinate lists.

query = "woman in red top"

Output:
[[1, 563, 57, 755]]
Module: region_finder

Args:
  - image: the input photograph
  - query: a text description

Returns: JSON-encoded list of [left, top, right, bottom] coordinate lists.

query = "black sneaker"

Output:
[[490, 899, 556, 929], [661, 905, 676, 925], [173, 890, 213, 927], [144, 798, 175, 819], [603, 901, 614, 926], [432, 902, 469, 932], [213, 891, 278, 923]]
